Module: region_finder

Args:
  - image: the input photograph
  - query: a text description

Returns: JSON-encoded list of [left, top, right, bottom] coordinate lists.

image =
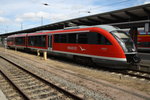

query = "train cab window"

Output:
[[104, 37, 112, 45], [97, 34, 111, 45], [15, 37, 25, 45], [77, 33, 88, 44]]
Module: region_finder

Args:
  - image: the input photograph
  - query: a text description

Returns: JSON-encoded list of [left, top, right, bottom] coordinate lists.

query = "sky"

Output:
[[0, 0, 150, 34]]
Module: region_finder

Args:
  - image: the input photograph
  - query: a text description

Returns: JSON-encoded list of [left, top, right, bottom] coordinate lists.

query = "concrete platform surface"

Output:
[[0, 90, 8, 100], [138, 53, 150, 67], [136, 52, 150, 72]]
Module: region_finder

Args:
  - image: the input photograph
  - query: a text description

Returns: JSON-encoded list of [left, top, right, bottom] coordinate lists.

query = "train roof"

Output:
[[7, 25, 121, 37], [7, 33, 27, 38], [63, 25, 121, 32]]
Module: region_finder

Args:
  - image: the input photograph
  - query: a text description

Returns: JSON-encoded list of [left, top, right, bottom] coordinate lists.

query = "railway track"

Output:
[[0, 50, 150, 100], [1, 51, 149, 85], [2, 51, 150, 82], [20, 50, 150, 80], [0, 57, 85, 100], [0, 72, 25, 100], [113, 69, 150, 80]]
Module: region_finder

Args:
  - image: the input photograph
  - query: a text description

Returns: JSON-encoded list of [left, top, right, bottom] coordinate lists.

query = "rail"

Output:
[[0, 56, 85, 100]]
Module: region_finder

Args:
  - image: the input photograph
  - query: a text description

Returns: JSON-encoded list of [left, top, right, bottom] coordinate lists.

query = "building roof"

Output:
[[1, 3, 150, 36]]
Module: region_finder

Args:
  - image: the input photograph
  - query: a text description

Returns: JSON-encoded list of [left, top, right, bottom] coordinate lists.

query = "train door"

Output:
[[48, 35, 52, 50]]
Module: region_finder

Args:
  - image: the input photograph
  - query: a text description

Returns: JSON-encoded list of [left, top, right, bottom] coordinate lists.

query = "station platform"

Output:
[[140, 60, 150, 67], [138, 53, 150, 72], [139, 53, 150, 66], [0, 90, 8, 100]]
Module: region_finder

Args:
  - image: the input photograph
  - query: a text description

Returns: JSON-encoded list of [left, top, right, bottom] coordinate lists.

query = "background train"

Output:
[[7, 25, 140, 68], [122, 28, 150, 51]]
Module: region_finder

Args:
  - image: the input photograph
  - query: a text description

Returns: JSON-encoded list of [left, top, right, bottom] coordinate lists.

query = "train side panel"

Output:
[[7, 25, 139, 68]]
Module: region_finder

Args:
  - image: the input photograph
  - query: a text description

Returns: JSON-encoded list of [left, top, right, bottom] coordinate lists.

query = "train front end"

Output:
[[110, 30, 141, 65]]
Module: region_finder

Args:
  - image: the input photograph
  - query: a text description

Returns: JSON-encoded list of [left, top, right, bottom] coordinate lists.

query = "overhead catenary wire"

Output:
[[77, 0, 135, 14]]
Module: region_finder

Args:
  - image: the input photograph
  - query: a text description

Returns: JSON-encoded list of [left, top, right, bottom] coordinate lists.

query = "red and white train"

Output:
[[7, 25, 140, 68]]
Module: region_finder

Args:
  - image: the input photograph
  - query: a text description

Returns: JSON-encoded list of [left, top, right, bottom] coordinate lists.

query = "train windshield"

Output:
[[111, 31, 129, 39]]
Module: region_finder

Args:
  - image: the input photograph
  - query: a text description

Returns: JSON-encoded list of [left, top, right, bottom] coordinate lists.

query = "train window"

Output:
[[54, 33, 76, 43], [60, 34, 67, 43], [88, 32, 111, 45], [7, 38, 14, 42], [54, 34, 60, 43], [87, 32, 98, 44], [77, 33, 88, 44], [104, 37, 112, 45], [28, 35, 46, 47], [15, 37, 25, 45], [68, 33, 77, 43], [97, 34, 111, 45], [54, 32, 111, 45], [138, 42, 150, 47], [39, 36, 46, 47], [28, 37, 33, 46]]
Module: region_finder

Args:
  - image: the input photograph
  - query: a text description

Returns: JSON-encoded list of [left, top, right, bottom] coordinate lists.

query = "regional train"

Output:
[[122, 28, 150, 51], [7, 25, 140, 68]]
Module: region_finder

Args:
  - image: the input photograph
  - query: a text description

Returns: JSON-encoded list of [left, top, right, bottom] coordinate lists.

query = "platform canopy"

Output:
[[0, 3, 150, 36]]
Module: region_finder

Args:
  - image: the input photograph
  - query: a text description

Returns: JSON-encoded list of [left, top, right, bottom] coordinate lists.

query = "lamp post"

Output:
[[5, 25, 8, 33], [40, 3, 49, 26], [41, 16, 43, 26], [21, 22, 23, 30]]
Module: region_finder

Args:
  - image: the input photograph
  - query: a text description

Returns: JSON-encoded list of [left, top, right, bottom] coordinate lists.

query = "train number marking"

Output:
[[67, 46, 77, 50], [101, 48, 108, 51]]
